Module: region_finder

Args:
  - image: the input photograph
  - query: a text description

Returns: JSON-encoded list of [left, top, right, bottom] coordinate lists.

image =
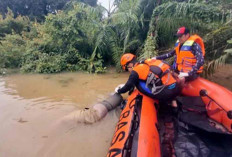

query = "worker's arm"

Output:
[[155, 50, 175, 60], [188, 43, 204, 77], [117, 71, 139, 94]]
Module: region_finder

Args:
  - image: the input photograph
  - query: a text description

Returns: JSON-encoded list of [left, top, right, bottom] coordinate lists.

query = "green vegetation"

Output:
[[0, 0, 231, 74], [0, 0, 97, 21], [0, 3, 106, 73]]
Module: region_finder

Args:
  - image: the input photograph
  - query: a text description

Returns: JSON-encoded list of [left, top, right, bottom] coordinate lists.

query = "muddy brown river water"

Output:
[[0, 72, 129, 157], [0, 65, 231, 157]]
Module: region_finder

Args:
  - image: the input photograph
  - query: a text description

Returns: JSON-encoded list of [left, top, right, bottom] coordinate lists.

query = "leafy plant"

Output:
[[0, 33, 26, 68], [150, 1, 230, 48], [203, 38, 232, 77]]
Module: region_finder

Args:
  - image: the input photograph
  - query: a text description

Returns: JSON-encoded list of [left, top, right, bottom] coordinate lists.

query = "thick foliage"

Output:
[[0, 0, 97, 21], [107, 0, 157, 70], [1, 0, 231, 75], [0, 9, 30, 37], [21, 3, 105, 73], [150, 1, 229, 48], [203, 22, 232, 77], [0, 4, 106, 73], [0, 33, 26, 68], [0, 10, 30, 69]]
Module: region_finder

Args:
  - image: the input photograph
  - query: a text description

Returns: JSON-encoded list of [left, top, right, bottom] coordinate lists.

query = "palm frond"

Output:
[[203, 39, 232, 77], [148, 1, 231, 48]]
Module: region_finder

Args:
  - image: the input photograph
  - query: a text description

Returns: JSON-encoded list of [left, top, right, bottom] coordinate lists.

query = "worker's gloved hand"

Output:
[[178, 72, 189, 78], [115, 84, 125, 93]]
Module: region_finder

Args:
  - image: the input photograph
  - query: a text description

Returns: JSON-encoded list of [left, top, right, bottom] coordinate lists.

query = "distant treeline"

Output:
[[0, 0, 97, 21]]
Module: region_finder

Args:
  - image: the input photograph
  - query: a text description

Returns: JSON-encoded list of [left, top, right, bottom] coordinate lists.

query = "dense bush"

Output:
[[0, 9, 30, 37], [0, 4, 106, 73], [0, 33, 26, 68], [0, 0, 231, 75]]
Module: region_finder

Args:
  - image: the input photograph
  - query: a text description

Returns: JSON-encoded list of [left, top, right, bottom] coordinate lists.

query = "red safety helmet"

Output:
[[120, 53, 136, 70]]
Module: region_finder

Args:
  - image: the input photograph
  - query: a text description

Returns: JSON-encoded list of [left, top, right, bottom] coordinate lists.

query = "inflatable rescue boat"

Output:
[[107, 90, 161, 157], [182, 77, 232, 132], [107, 77, 232, 157]]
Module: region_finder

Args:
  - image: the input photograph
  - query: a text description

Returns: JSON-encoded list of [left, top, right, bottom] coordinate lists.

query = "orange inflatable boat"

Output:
[[108, 77, 232, 157], [107, 90, 161, 157], [182, 77, 232, 132]]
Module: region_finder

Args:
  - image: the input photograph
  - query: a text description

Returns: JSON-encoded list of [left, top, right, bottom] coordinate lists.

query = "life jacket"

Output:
[[133, 59, 176, 95], [175, 35, 205, 73]]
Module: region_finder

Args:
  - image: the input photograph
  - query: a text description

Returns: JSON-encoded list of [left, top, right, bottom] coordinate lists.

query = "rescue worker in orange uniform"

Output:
[[115, 53, 181, 102], [153, 27, 205, 82]]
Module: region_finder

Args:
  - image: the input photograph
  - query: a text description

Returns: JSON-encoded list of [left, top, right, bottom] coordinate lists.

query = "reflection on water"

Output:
[[0, 72, 128, 157]]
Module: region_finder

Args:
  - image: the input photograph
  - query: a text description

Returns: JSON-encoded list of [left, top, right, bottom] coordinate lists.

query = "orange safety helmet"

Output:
[[120, 53, 136, 70]]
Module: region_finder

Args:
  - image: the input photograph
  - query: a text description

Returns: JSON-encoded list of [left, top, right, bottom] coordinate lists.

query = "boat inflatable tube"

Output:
[[107, 90, 161, 157], [63, 93, 123, 124], [182, 77, 232, 132]]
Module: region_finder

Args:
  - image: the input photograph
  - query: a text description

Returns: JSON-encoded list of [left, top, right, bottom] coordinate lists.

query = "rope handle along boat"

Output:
[[200, 89, 232, 119]]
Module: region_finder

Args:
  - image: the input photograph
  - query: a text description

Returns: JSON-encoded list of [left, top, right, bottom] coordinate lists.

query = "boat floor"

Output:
[[158, 97, 232, 157]]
